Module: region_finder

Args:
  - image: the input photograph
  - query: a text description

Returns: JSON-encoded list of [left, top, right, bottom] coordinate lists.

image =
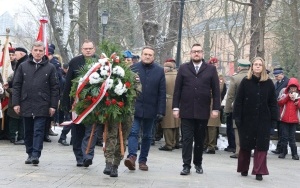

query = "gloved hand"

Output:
[[156, 114, 164, 123]]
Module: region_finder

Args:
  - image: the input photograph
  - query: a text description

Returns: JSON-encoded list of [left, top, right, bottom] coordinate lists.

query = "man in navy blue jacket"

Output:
[[124, 46, 166, 171]]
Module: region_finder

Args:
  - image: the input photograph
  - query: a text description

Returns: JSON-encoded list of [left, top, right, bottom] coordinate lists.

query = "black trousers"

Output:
[[181, 118, 207, 168]]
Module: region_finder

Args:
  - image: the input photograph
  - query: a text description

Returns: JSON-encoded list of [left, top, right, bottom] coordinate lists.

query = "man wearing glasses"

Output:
[[172, 43, 220, 175], [271, 67, 289, 155], [61, 39, 100, 168]]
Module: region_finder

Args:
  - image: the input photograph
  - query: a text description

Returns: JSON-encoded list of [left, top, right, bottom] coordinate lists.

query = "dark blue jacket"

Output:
[[12, 54, 59, 117], [131, 62, 166, 118]]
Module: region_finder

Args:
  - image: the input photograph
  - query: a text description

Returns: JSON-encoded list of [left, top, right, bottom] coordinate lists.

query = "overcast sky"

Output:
[[0, 0, 38, 19]]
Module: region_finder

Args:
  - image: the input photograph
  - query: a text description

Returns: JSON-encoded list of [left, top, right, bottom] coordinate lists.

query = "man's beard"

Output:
[[192, 58, 202, 63]]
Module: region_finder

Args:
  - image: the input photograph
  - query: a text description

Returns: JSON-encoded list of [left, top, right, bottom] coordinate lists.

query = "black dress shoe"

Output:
[[31, 157, 39, 165], [158, 146, 172, 151], [14, 140, 25, 145], [49, 129, 58, 136], [204, 149, 215, 154], [224, 147, 236, 153], [44, 136, 52, 142], [25, 156, 32, 164], [83, 159, 93, 167], [271, 150, 280, 154], [256, 174, 263, 181], [241, 171, 248, 176], [180, 167, 190, 175], [76, 163, 83, 167], [195, 165, 203, 174], [230, 154, 238, 158], [58, 139, 69, 146]]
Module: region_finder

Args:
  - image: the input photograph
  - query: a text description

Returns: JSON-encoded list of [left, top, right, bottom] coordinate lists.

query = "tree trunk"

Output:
[[138, 0, 159, 46], [45, 0, 72, 63], [289, 0, 300, 75], [159, 1, 180, 64], [78, 0, 88, 48], [88, 0, 100, 48]]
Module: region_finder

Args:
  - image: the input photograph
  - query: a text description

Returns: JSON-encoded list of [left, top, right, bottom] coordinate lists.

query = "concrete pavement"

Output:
[[0, 127, 299, 188]]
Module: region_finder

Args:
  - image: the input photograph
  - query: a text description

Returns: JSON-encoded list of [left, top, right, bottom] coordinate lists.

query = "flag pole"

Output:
[[1, 28, 10, 131]]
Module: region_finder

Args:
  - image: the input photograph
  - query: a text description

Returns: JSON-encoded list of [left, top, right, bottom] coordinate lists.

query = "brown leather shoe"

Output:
[[124, 156, 136, 170], [139, 162, 148, 171]]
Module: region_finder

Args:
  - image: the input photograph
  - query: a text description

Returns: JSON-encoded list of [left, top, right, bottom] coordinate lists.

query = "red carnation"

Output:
[[92, 97, 97, 103], [86, 95, 92, 101], [111, 99, 117, 105], [105, 92, 109, 97], [105, 100, 111, 106], [118, 101, 124, 108], [125, 82, 131, 88]]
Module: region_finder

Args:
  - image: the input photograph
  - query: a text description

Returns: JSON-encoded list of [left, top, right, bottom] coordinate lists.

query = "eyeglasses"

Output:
[[82, 47, 94, 51], [191, 50, 203, 54]]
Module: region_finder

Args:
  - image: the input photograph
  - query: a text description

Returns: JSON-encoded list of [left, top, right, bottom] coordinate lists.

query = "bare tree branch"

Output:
[[228, 0, 253, 6]]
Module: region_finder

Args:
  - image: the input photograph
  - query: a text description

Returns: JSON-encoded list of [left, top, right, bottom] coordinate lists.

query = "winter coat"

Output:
[[131, 61, 166, 119], [161, 69, 180, 129], [278, 78, 300, 124], [173, 60, 220, 119], [233, 75, 278, 151], [12, 54, 59, 117]]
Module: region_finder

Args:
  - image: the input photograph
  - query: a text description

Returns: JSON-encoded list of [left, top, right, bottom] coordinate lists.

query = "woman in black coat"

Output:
[[233, 57, 278, 181]]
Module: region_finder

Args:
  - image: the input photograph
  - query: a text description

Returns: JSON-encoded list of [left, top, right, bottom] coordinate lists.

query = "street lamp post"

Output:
[[101, 10, 109, 42], [175, 0, 185, 68]]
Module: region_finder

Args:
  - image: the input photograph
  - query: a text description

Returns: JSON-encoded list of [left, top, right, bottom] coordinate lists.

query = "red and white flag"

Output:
[[36, 16, 49, 56]]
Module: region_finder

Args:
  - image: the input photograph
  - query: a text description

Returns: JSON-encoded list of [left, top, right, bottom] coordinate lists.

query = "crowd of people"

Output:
[[0, 40, 299, 181]]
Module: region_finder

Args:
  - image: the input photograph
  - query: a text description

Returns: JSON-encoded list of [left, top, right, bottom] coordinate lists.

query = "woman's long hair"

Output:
[[246, 57, 268, 82]]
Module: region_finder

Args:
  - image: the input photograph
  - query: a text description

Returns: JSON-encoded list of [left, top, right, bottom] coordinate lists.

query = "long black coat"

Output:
[[172, 61, 220, 119], [12, 54, 59, 117], [233, 75, 278, 151], [131, 62, 166, 118]]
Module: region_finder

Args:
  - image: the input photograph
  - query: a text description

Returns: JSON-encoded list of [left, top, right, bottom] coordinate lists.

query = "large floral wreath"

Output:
[[69, 53, 137, 125]]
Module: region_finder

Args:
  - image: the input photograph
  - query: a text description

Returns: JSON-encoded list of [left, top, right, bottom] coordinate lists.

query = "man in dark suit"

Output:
[[271, 67, 289, 154], [124, 46, 166, 171], [172, 43, 220, 175]]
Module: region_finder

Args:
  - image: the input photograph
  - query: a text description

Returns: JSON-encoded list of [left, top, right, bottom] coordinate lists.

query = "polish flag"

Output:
[[36, 16, 49, 56]]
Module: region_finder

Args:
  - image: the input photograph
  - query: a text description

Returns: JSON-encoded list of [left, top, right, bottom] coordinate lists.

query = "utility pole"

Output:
[[175, 0, 185, 68]]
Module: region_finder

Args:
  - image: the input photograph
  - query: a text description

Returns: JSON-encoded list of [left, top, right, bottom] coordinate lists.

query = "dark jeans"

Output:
[[181, 118, 207, 168], [226, 113, 235, 149], [23, 117, 47, 158], [281, 122, 297, 148], [127, 117, 155, 163]]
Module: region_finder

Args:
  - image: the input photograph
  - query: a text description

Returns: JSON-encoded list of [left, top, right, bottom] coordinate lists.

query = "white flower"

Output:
[[104, 65, 110, 71], [98, 58, 108, 66], [112, 66, 125, 77], [107, 79, 114, 89], [79, 77, 84, 83], [100, 66, 109, 77], [114, 79, 127, 95], [89, 72, 103, 84]]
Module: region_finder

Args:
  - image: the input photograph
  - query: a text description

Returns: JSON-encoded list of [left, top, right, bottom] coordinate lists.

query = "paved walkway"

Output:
[[0, 127, 299, 188]]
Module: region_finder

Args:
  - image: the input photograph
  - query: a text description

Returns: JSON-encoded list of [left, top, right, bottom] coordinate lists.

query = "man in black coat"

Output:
[[124, 46, 166, 171], [61, 39, 100, 167], [12, 41, 59, 165], [271, 67, 289, 154], [172, 43, 220, 175]]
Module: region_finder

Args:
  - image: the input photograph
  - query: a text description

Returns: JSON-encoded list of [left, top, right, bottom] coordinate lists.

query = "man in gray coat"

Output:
[[224, 59, 251, 159], [12, 41, 59, 165]]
